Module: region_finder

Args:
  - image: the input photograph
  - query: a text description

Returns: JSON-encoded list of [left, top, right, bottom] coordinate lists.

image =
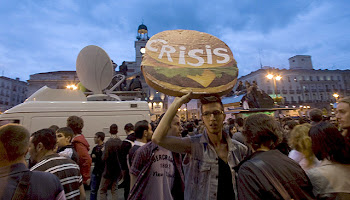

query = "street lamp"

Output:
[[266, 74, 282, 100], [66, 84, 77, 90], [333, 93, 339, 102]]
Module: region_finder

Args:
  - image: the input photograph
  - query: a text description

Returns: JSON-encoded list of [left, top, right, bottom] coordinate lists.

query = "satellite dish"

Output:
[[76, 45, 114, 94]]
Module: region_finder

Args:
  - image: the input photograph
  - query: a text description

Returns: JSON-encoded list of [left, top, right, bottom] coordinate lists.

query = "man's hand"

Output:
[[151, 91, 193, 154], [173, 91, 193, 107]]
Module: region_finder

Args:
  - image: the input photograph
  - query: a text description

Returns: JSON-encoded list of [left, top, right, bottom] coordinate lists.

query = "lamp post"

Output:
[[66, 84, 77, 90], [266, 74, 282, 102], [333, 93, 339, 103]]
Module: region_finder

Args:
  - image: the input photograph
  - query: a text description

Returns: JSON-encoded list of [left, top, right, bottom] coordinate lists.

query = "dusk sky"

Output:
[[1, 0, 349, 81]]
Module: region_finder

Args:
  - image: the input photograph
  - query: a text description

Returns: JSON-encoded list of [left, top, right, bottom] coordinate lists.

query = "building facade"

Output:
[[25, 24, 169, 119], [237, 55, 350, 110], [0, 76, 28, 112], [27, 71, 79, 97]]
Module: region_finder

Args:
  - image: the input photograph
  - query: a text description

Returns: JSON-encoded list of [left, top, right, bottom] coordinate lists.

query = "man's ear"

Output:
[[67, 136, 72, 143], [36, 142, 44, 152], [143, 129, 148, 138]]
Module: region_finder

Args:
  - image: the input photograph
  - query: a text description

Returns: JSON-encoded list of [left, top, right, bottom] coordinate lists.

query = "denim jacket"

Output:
[[183, 130, 248, 200]]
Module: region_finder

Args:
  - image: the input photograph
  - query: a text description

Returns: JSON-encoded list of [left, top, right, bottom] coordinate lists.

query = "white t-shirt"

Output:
[[289, 149, 320, 170], [142, 146, 175, 200]]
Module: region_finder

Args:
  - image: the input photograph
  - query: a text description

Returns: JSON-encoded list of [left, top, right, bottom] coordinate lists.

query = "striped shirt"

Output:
[[31, 154, 83, 200]]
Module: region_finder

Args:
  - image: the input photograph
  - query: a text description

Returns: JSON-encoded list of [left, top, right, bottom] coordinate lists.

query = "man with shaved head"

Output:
[[0, 124, 65, 199]]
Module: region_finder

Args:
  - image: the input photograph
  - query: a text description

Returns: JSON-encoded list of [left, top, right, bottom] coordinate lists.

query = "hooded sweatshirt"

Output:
[[72, 134, 92, 184]]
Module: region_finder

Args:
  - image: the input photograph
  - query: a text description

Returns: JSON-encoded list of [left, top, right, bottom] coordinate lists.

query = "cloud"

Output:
[[216, 0, 350, 77], [0, 0, 349, 82]]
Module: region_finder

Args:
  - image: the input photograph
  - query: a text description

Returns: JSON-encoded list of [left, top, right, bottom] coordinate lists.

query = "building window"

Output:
[[310, 76, 313, 81], [298, 96, 301, 102], [294, 77, 297, 82], [288, 77, 290, 82], [330, 76, 333, 81], [293, 60, 295, 62], [291, 96, 294, 101], [301, 59, 304, 61], [316, 76, 320, 81], [338, 76, 341, 81], [302, 76, 305, 81]]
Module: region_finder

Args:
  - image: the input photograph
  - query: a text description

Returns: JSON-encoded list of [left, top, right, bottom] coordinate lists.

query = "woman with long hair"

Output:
[[288, 124, 320, 170], [307, 121, 350, 199]]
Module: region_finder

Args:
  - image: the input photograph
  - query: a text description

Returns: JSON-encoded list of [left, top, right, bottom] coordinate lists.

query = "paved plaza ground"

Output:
[[85, 188, 125, 200]]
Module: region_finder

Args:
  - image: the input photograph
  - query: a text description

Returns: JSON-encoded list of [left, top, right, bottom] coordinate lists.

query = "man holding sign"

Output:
[[152, 93, 248, 200], [144, 29, 247, 200]]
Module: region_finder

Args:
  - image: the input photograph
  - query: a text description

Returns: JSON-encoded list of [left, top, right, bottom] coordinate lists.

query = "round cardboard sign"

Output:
[[141, 29, 238, 98]]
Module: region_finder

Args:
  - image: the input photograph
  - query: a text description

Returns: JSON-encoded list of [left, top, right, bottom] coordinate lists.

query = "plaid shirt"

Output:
[[128, 142, 184, 200]]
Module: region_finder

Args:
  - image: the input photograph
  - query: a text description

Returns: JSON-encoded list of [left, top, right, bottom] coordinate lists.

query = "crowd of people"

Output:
[[0, 95, 349, 200]]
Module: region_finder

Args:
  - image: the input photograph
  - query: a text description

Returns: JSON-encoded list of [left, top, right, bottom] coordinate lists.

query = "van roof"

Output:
[[4, 101, 150, 114]]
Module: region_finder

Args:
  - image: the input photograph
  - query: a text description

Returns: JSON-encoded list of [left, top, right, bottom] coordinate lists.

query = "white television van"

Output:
[[1, 45, 152, 149], [0, 86, 151, 149]]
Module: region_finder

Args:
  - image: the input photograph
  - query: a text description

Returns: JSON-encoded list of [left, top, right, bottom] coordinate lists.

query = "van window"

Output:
[[0, 119, 20, 126]]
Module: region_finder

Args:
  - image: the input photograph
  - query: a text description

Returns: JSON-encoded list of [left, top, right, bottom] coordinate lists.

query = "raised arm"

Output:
[[152, 92, 193, 154]]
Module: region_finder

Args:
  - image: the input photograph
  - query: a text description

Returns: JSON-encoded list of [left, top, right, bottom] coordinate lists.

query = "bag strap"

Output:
[[12, 171, 32, 200], [249, 159, 292, 200]]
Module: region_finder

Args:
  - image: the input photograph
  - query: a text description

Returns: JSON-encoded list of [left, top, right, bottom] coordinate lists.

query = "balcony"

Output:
[[296, 90, 302, 94], [289, 90, 295, 94], [304, 89, 309, 93], [282, 90, 288, 94], [311, 89, 317, 92], [267, 90, 272, 94], [318, 89, 324, 92]]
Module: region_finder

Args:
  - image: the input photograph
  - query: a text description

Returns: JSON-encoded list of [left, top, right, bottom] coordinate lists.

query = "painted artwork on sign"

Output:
[[141, 30, 238, 98]]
